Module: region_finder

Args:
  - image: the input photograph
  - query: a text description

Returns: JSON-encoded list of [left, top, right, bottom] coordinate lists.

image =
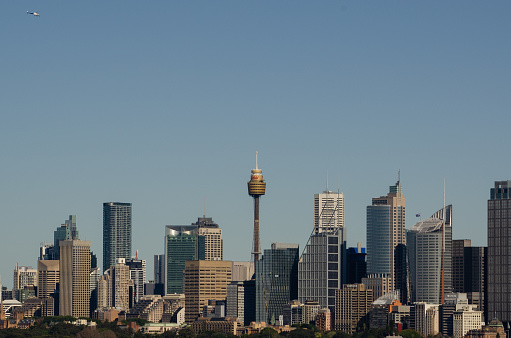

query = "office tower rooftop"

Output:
[[314, 190, 344, 234], [103, 202, 132, 271]]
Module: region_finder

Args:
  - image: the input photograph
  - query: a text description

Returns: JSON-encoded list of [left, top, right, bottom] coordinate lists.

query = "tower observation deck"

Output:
[[248, 151, 266, 261]]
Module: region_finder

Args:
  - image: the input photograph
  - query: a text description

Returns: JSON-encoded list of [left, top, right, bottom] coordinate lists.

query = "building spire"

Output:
[[255, 151, 259, 170]]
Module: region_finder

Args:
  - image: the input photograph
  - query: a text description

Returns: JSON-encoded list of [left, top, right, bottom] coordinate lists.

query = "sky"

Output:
[[1, 1, 510, 288]]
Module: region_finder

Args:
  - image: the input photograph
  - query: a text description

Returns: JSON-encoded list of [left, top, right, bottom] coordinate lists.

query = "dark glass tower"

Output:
[[103, 202, 132, 271], [255, 243, 299, 324], [487, 180, 511, 324]]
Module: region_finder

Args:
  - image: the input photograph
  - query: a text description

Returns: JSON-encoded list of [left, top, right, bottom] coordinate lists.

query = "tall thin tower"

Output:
[[247, 151, 266, 262]]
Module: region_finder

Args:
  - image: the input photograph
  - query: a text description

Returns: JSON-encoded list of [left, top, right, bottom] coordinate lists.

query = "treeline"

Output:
[[0, 318, 424, 338]]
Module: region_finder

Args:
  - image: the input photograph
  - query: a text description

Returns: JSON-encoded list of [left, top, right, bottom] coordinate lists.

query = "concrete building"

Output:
[[103, 202, 132, 271], [165, 225, 205, 294], [366, 177, 406, 289], [465, 318, 505, 338], [453, 305, 483, 338], [184, 260, 232, 323], [232, 261, 254, 281], [193, 217, 223, 261], [59, 239, 91, 317], [414, 302, 439, 337], [126, 256, 146, 304], [440, 293, 469, 336], [314, 190, 345, 233], [315, 308, 332, 332], [256, 243, 299, 324], [408, 205, 452, 304], [362, 274, 392, 300], [334, 284, 373, 333], [13, 265, 37, 300], [37, 260, 59, 300], [487, 181, 511, 325]]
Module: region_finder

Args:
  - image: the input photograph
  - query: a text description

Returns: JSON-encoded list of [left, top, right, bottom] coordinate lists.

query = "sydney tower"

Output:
[[247, 152, 266, 262]]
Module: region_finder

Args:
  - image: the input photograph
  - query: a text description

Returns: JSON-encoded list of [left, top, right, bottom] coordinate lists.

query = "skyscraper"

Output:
[[366, 176, 406, 288], [103, 202, 132, 271], [126, 254, 146, 304], [59, 239, 91, 317], [299, 190, 346, 309], [184, 260, 232, 323], [487, 180, 511, 324], [407, 205, 452, 304], [256, 243, 299, 324], [314, 190, 344, 233], [164, 225, 205, 294], [193, 216, 223, 261], [37, 260, 59, 299], [54, 215, 78, 260]]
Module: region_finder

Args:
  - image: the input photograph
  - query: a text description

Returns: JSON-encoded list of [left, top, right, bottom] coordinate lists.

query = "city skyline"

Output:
[[2, 1, 510, 288]]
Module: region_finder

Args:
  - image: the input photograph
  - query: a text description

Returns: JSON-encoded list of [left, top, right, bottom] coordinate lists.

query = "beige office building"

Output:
[[13, 264, 37, 292], [37, 260, 59, 299], [184, 260, 232, 323], [59, 239, 91, 317], [334, 284, 373, 333]]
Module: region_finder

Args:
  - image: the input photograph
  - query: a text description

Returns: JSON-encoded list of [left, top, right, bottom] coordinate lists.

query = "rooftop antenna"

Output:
[[255, 151, 259, 170], [440, 177, 446, 304], [326, 170, 329, 192], [398, 169, 401, 183], [204, 195, 206, 218]]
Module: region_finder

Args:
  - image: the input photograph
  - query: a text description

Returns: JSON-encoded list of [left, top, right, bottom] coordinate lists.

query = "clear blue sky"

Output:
[[1, 1, 510, 288]]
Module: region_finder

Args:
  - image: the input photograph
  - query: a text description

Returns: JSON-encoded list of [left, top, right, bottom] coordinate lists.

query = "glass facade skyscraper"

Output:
[[164, 225, 205, 294], [103, 202, 132, 271], [366, 178, 406, 289], [256, 242, 299, 324]]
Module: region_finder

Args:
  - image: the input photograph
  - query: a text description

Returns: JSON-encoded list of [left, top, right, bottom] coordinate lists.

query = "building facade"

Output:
[[299, 190, 346, 310], [184, 260, 232, 323], [487, 180, 511, 325], [193, 217, 223, 261], [256, 243, 299, 324], [334, 284, 373, 333], [408, 205, 452, 304], [59, 239, 91, 317], [164, 225, 205, 294], [103, 202, 132, 271], [37, 260, 59, 299], [366, 178, 406, 289]]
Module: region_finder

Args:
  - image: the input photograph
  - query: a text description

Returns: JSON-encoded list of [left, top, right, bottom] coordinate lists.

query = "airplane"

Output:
[[27, 11, 40, 16]]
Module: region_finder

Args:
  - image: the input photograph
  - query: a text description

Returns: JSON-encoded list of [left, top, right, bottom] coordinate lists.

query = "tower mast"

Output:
[[248, 151, 266, 262]]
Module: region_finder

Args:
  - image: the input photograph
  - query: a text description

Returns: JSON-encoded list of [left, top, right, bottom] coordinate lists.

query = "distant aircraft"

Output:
[[27, 11, 40, 16]]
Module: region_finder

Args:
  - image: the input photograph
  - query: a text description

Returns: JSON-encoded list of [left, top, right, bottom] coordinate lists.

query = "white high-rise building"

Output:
[[13, 264, 37, 292], [407, 205, 452, 304], [314, 191, 344, 234], [299, 190, 346, 309]]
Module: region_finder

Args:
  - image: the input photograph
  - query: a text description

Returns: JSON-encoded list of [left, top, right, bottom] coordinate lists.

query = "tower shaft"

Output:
[[253, 196, 261, 261]]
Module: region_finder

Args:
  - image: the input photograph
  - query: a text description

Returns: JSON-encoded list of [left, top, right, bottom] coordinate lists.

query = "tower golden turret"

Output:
[[248, 151, 266, 261]]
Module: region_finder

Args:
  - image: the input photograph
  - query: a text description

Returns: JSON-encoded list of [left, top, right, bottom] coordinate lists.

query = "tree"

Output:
[[260, 327, 279, 338], [179, 326, 197, 338]]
